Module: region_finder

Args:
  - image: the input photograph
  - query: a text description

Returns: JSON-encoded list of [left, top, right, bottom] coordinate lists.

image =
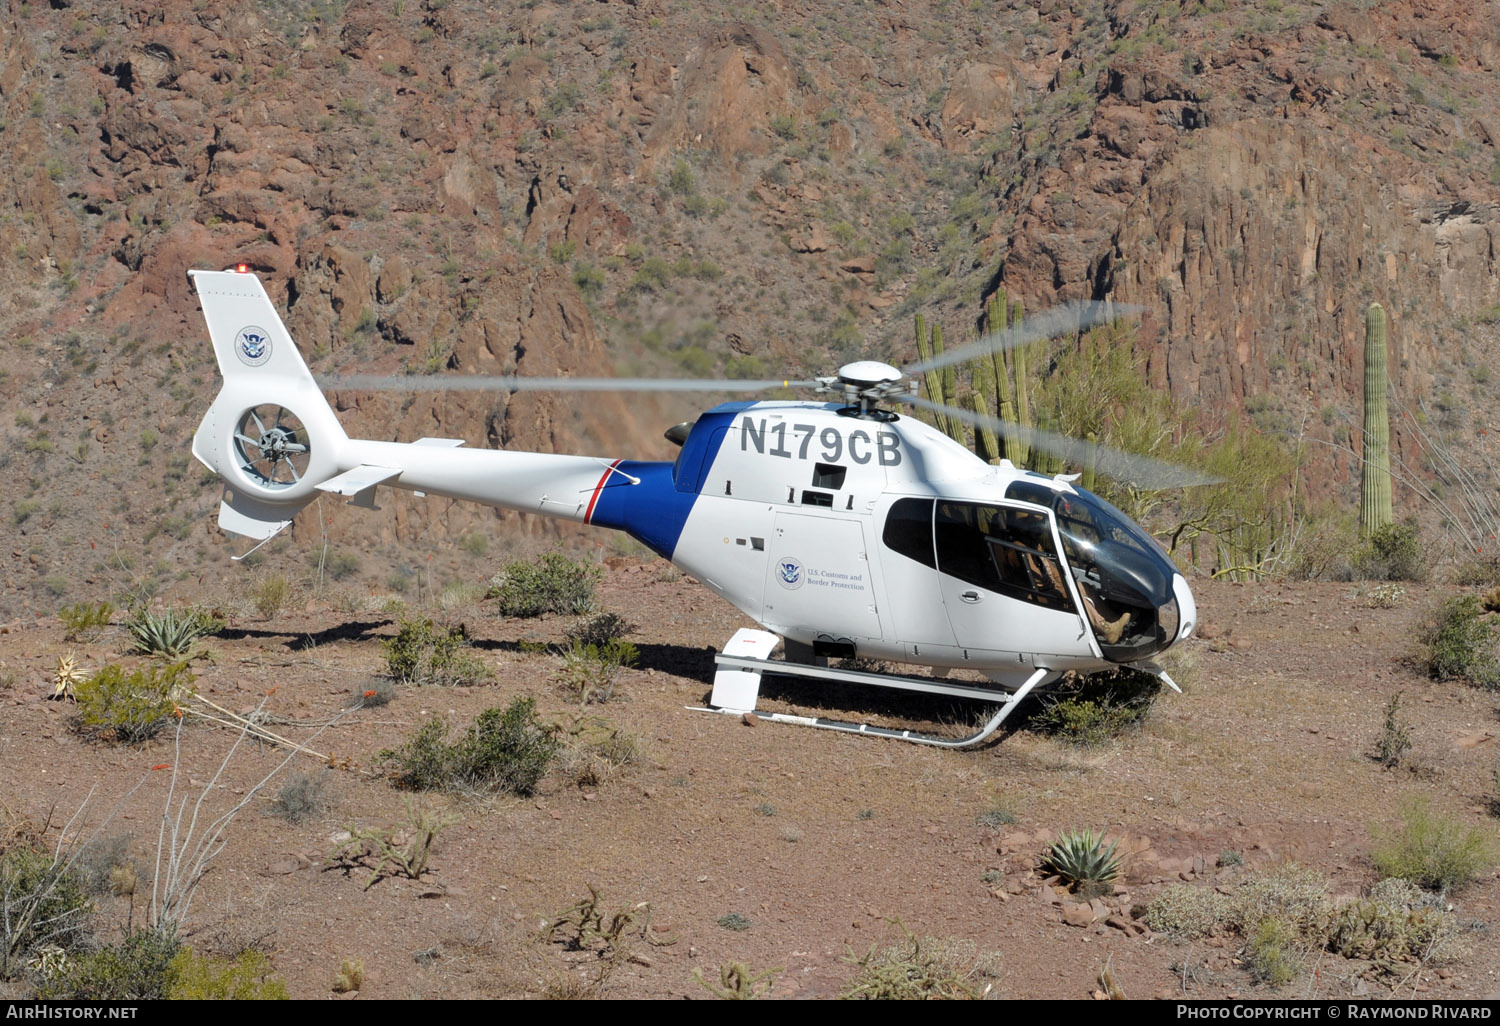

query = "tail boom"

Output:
[[190, 267, 654, 543]]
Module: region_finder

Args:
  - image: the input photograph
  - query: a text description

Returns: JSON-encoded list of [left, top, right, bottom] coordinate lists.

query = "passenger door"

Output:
[[934, 500, 1090, 661]]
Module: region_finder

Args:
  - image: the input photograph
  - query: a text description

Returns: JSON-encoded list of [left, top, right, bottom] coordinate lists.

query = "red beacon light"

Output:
[[235, 263, 250, 274]]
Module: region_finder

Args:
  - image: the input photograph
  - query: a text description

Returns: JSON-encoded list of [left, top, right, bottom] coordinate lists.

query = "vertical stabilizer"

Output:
[[189, 268, 347, 541]]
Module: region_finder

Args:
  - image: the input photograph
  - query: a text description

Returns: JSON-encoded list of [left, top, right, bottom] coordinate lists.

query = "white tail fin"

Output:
[[190, 269, 348, 541]]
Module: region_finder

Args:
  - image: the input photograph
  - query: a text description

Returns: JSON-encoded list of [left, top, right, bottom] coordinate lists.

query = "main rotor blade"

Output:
[[906, 395, 1221, 489], [903, 300, 1146, 376], [320, 374, 819, 393]]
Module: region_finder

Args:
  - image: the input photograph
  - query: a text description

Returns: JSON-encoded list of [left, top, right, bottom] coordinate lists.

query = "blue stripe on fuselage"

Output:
[[587, 405, 742, 558]]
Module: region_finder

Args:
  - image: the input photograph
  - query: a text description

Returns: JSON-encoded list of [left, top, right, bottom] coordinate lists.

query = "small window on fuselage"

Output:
[[812, 463, 847, 489], [881, 497, 936, 569]]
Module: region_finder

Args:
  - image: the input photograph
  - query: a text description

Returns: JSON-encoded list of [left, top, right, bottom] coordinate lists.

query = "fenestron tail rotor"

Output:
[[232, 404, 310, 490]]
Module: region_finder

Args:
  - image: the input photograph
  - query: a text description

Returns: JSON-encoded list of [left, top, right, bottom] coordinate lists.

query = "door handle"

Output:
[[960, 590, 981, 603]]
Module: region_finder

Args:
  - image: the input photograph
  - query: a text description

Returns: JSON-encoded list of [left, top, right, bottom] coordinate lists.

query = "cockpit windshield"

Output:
[[1006, 478, 1179, 661]]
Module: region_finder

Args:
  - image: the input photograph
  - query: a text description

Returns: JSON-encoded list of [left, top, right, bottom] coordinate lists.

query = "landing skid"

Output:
[[692, 629, 1058, 749]]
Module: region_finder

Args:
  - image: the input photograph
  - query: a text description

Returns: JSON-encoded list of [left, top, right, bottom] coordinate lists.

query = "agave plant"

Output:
[[51, 652, 89, 700], [1044, 828, 1122, 898], [126, 607, 217, 658]]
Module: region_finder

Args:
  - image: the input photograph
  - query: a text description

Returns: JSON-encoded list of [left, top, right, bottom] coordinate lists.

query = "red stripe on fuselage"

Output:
[[584, 460, 622, 524]]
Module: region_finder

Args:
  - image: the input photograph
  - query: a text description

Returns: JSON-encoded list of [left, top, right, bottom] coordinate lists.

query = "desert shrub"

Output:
[[1354, 520, 1426, 582], [1372, 799, 1494, 892], [351, 679, 397, 708], [1146, 863, 1331, 943], [126, 606, 219, 658], [842, 922, 1000, 1000], [1419, 595, 1500, 689], [384, 617, 489, 686], [1143, 884, 1234, 939], [566, 612, 633, 647], [1451, 551, 1500, 587], [250, 573, 292, 620], [556, 638, 639, 704], [0, 844, 93, 978], [487, 552, 602, 617], [36, 925, 180, 999], [1234, 863, 1334, 938], [59, 601, 113, 642], [269, 772, 332, 824], [1326, 878, 1461, 965], [693, 961, 780, 1000], [1149, 867, 1466, 977], [165, 947, 288, 999], [1374, 691, 1412, 768], [1246, 917, 1300, 987], [559, 719, 648, 788], [380, 698, 558, 796], [71, 833, 138, 899], [328, 800, 459, 890], [1029, 666, 1161, 746], [1283, 511, 1358, 581], [72, 662, 193, 745], [975, 802, 1017, 828], [1042, 829, 1121, 899], [320, 550, 361, 581]]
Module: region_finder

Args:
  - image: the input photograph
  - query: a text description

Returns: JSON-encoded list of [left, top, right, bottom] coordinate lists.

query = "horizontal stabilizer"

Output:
[[316, 464, 402, 509]]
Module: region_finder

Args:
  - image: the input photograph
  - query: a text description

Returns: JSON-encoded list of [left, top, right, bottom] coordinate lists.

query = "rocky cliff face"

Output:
[[2, 0, 1499, 614], [985, 0, 1500, 500]]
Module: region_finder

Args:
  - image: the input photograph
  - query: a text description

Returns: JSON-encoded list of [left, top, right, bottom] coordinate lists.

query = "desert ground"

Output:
[[2, 566, 1498, 1000]]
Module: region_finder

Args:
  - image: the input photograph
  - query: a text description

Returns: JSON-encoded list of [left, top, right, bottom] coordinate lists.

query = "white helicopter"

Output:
[[190, 267, 1201, 748]]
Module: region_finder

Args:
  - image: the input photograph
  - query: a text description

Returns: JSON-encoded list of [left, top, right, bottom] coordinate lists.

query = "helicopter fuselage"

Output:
[[580, 400, 1196, 685], [189, 268, 1195, 691]]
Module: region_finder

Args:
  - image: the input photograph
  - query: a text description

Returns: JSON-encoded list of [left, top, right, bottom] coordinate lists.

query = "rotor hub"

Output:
[[835, 361, 904, 388], [258, 426, 300, 461], [815, 362, 913, 419]]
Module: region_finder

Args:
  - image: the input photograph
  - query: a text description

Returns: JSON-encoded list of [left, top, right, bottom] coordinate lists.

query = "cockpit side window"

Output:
[[935, 501, 1076, 612]]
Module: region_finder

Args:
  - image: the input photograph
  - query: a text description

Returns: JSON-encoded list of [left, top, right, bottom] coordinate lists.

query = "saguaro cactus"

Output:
[[1360, 302, 1393, 536]]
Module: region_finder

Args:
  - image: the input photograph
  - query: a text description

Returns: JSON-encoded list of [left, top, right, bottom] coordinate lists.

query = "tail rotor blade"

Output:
[[905, 395, 1221, 489]]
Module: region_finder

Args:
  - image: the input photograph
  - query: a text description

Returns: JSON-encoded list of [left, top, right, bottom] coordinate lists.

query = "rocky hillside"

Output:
[[2, 0, 1499, 618]]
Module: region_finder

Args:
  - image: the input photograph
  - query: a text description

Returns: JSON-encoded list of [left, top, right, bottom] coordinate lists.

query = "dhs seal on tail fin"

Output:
[[235, 325, 272, 367]]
